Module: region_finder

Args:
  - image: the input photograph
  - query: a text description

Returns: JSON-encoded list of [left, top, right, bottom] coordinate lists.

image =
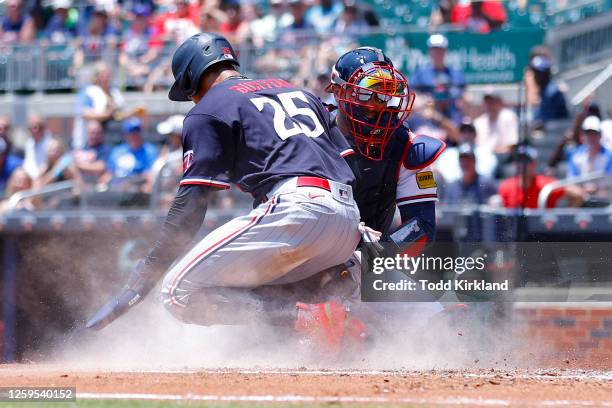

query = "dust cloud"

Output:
[[43, 290, 526, 371]]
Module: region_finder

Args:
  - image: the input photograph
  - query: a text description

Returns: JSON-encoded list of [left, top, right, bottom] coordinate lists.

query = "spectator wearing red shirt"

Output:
[[498, 146, 579, 209], [451, 0, 507, 33], [151, 0, 200, 43], [218, 0, 243, 42]]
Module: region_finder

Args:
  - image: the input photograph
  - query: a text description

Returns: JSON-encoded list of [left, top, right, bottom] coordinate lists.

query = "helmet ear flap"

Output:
[[179, 69, 193, 96]]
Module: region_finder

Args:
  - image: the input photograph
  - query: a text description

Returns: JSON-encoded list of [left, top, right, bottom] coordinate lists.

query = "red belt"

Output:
[[296, 176, 331, 191]]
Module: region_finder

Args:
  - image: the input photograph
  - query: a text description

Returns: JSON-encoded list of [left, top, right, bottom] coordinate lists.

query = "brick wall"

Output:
[[513, 303, 612, 369]]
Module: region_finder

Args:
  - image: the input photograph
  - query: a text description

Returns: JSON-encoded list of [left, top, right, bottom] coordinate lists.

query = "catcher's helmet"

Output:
[[325, 47, 392, 93], [169, 32, 240, 101], [327, 47, 414, 160]]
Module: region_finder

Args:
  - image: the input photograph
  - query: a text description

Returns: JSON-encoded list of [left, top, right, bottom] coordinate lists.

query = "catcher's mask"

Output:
[[336, 62, 414, 160]]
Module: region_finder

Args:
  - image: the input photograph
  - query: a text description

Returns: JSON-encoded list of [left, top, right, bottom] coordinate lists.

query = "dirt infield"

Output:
[[1, 365, 611, 407]]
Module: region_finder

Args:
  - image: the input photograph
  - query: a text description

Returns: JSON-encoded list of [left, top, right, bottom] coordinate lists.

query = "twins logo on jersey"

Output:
[[183, 150, 194, 173]]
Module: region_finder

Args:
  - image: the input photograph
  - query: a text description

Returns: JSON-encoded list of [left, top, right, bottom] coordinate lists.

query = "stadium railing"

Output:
[[0, 25, 545, 94], [547, 7, 612, 72], [6, 180, 75, 211], [538, 171, 612, 209]]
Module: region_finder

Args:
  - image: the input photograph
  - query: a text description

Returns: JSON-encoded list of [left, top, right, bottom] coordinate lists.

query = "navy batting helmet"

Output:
[[169, 32, 240, 101]]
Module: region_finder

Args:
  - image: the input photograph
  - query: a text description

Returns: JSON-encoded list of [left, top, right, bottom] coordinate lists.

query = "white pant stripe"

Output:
[[166, 196, 278, 307], [160, 179, 361, 319]]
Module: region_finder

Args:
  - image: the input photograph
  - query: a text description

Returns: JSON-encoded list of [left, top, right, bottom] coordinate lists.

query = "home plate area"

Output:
[[1, 365, 611, 407]]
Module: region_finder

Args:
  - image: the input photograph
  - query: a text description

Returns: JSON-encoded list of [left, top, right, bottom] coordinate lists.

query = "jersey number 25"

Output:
[[250, 91, 324, 140]]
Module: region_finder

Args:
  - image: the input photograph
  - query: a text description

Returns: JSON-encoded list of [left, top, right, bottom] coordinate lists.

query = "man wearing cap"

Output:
[[474, 91, 518, 154], [104, 118, 159, 183], [498, 146, 581, 209], [410, 33, 466, 124], [567, 116, 612, 178], [156, 114, 184, 161], [565, 116, 612, 202], [441, 143, 496, 205], [528, 54, 568, 123], [143, 115, 185, 197]]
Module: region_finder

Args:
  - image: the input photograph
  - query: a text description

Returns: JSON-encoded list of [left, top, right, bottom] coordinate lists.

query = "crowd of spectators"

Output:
[[0, 0, 518, 48], [404, 35, 612, 210], [0, 10, 611, 214], [0, 104, 246, 212], [0, 0, 379, 65], [0, 0, 531, 93]]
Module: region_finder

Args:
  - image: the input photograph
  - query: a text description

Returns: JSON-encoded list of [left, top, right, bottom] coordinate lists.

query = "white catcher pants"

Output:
[[161, 177, 361, 322]]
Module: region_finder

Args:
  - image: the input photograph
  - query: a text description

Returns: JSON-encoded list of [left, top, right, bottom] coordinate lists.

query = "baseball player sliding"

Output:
[[86, 33, 362, 330]]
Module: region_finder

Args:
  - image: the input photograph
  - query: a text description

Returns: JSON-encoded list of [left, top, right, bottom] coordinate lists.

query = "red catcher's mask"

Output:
[[336, 62, 415, 160]]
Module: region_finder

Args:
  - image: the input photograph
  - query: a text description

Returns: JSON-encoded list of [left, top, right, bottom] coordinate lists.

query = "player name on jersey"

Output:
[[229, 79, 294, 94]]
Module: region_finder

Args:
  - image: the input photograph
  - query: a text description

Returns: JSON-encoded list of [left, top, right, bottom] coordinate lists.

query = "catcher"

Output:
[[292, 47, 447, 351]]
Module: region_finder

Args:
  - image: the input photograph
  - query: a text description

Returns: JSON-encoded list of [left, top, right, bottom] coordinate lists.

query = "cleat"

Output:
[[294, 300, 367, 358]]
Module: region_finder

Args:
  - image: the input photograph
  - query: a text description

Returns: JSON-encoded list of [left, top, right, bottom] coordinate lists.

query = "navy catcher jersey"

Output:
[[343, 123, 439, 234], [180, 77, 355, 199]]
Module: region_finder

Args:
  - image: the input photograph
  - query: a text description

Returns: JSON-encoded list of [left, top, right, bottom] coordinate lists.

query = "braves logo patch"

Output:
[[416, 171, 436, 189], [183, 150, 194, 173]]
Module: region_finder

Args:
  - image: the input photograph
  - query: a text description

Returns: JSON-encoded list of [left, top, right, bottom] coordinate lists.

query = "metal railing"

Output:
[[6, 180, 75, 211], [0, 24, 533, 93], [548, 9, 612, 71], [0, 38, 322, 93], [570, 61, 612, 106], [4, 152, 181, 213], [537, 171, 611, 209]]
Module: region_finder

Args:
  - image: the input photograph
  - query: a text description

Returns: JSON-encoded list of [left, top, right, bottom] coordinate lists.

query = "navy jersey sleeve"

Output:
[[180, 114, 235, 189]]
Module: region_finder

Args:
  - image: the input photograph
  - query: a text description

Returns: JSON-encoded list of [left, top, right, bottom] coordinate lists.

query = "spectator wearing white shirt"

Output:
[[72, 62, 125, 149], [23, 115, 54, 179], [474, 92, 518, 154]]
